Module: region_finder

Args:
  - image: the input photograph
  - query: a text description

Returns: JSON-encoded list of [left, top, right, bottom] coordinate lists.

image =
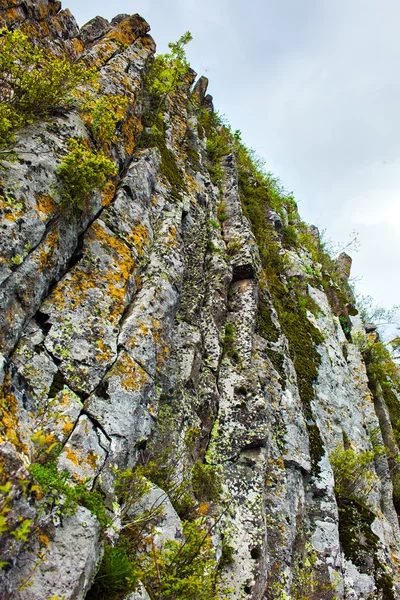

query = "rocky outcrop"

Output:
[[1, 3, 400, 600]]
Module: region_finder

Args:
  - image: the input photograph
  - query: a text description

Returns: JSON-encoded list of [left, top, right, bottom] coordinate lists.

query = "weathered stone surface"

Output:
[[79, 15, 111, 45], [1, 2, 400, 599], [130, 484, 184, 547], [6, 507, 101, 600], [126, 582, 151, 600], [336, 251, 352, 281]]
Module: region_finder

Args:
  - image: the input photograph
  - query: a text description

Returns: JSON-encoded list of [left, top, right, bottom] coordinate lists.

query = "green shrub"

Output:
[[146, 31, 192, 105], [0, 28, 95, 153], [57, 138, 117, 207], [87, 545, 139, 600], [80, 93, 129, 148], [191, 460, 222, 502], [208, 219, 220, 229], [226, 237, 242, 257], [330, 444, 385, 503], [29, 461, 109, 527], [141, 520, 230, 600]]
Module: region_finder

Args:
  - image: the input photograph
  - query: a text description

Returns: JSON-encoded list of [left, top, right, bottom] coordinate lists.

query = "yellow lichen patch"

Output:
[[0, 373, 30, 457], [20, 21, 41, 39], [5, 7, 19, 20], [167, 225, 179, 248], [121, 114, 140, 156], [101, 179, 116, 208], [128, 224, 149, 257], [47, 267, 97, 311], [84, 40, 119, 69], [62, 421, 74, 436], [96, 339, 114, 364], [198, 503, 210, 516], [0, 197, 24, 222], [104, 19, 139, 47], [65, 447, 80, 466], [86, 450, 99, 470], [185, 172, 201, 196], [112, 352, 148, 391], [38, 230, 59, 270], [88, 221, 136, 320], [38, 532, 50, 549], [34, 193, 57, 220], [139, 323, 149, 336], [69, 38, 84, 55]]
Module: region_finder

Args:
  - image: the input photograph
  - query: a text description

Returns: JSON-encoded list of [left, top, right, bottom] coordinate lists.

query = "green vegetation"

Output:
[[140, 32, 193, 200], [330, 442, 396, 599], [191, 460, 222, 502], [87, 545, 139, 600], [80, 93, 129, 149], [353, 331, 400, 512], [57, 138, 116, 208], [29, 461, 110, 527], [330, 443, 385, 504], [91, 519, 230, 600], [86, 449, 228, 600], [0, 28, 94, 154], [222, 323, 239, 362], [196, 113, 331, 475]]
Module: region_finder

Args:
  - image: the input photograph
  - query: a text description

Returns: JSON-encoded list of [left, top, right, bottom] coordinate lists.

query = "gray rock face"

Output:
[[79, 15, 111, 45], [9, 507, 101, 600], [1, 3, 400, 600]]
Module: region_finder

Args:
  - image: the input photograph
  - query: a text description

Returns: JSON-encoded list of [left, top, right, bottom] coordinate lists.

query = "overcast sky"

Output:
[[64, 0, 400, 311]]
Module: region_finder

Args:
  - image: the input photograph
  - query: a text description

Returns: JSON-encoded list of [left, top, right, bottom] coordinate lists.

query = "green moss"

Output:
[[306, 423, 325, 476], [29, 462, 110, 527], [337, 496, 395, 600], [256, 295, 279, 343], [219, 541, 235, 568], [265, 348, 287, 389], [153, 131, 187, 201]]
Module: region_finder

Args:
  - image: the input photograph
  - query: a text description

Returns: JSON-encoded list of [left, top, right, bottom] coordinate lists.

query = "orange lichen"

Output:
[[121, 114, 140, 155], [62, 421, 74, 436], [0, 373, 30, 456], [47, 265, 97, 311], [38, 230, 60, 270], [167, 225, 179, 248], [34, 193, 57, 220], [96, 339, 114, 363], [198, 503, 210, 516], [101, 179, 116, 208], [85, 450, 99, 469], [104, 19, 139, 47], [112, 352, 148, 391], [65, 447, 80, 466], [83, 40, 119, 69], [69, 38, 84, 55], [139, 323, 149, 336], [38, 532, 50, 549], [123, 224, 149, 256]]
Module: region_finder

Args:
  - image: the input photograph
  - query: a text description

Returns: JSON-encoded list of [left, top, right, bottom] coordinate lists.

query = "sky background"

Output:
[[64, 0, 400, 312]]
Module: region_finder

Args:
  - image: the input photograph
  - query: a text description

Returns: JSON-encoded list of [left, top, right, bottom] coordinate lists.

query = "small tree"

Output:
[[146, 31, 193, 129], [0, 28, 95, 153]]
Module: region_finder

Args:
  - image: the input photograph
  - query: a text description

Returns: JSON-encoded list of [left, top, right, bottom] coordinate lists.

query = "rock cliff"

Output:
[[1, 2, 400, 599]]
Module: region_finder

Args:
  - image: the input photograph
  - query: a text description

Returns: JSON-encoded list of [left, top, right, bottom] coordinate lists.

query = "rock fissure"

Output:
[[0, 4, 400, 600]]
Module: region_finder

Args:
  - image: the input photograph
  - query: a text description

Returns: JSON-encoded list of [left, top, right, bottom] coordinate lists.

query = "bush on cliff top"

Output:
[[0, 28, 94, 154]]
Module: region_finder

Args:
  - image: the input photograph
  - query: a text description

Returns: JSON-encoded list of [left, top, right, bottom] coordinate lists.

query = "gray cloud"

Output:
[[64, 0, 400, 309]]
